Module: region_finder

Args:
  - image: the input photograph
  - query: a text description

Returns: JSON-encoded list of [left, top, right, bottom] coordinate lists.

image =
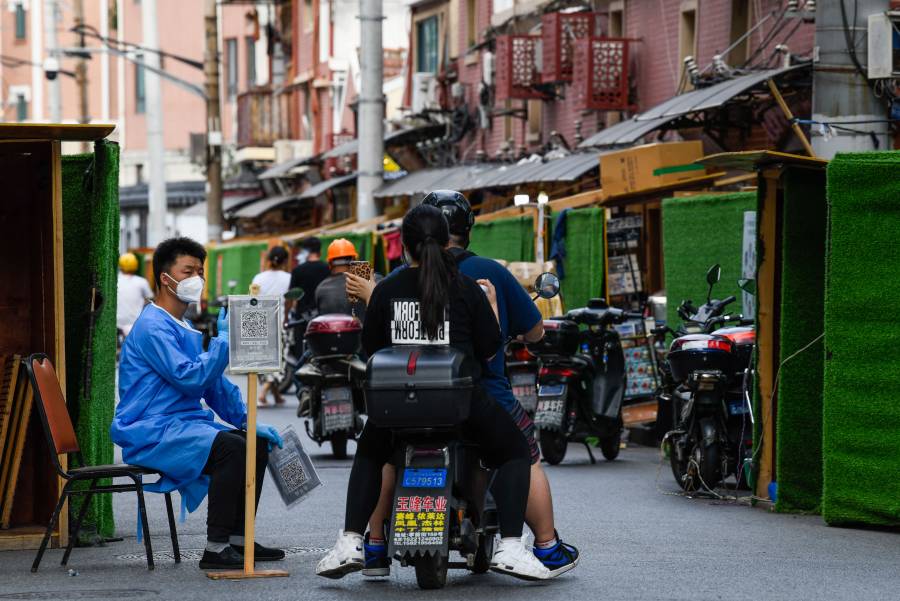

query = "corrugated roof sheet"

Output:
[[373, 152, 600, 198], [321, 124, 447, 159], [257, 156, 316, 179], [579, 64, 808, 148], [232, 194, 303, 219], [298, 172, 357, 200]]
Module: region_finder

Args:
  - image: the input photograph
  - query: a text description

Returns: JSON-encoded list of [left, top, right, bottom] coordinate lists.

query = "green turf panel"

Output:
[[775, 167, 827, 514], [822, 151, 900, 527], [560, 207, 605, 311], [61, 140, 120, 540], [662, 193, 756, 330], [469, 216, 535, 263], [207, 241, 269, 299]]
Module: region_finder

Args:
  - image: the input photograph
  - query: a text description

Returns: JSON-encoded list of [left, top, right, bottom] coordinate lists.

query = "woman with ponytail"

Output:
[[317, 205, 550, 582]]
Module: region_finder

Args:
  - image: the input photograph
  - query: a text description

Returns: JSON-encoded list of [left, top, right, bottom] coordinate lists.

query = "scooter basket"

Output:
[[365, 346, 474, 428]]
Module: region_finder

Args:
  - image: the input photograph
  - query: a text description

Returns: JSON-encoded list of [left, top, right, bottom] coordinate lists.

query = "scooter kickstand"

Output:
[[584, 443, 597, 465]]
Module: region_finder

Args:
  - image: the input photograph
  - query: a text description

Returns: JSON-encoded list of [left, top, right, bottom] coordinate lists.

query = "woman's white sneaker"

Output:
[[316, 531, 365, 579], [490, 537, 552, 581]]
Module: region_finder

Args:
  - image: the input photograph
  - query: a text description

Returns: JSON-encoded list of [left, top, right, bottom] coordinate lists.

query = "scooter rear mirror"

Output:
[[706, 264, 721, 302], [284, 287, 304, 301], [534, 272, 560, 300], [738, 278, 756, 296]]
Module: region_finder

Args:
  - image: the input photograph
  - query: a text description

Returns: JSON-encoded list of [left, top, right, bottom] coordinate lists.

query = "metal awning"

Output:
[[322, 124, 447, 159], [298, 172, 357, 200], [579, 64, 809, 148], [374, 153, 601, 198], [257, 156, 315, 180], [179, 195, 263, 217], [232, 194, 304, 219], [119, 180, 206, 209]]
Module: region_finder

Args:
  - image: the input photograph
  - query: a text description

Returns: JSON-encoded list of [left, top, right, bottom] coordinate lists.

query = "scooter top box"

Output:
[[365, 345, 475, 428], [305, 314, 362, 356]]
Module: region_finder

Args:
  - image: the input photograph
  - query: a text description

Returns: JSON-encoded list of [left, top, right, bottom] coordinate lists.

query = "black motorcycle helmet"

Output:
[[421, 190, 475, 236]]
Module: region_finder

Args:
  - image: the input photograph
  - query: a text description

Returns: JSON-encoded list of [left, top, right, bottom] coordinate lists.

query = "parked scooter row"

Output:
[[655, 265, 756, 492]]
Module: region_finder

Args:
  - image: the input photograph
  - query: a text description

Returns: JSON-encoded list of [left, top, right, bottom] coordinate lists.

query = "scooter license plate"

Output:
[[728, 397, 750, 416], [511, 373, 537, 412], [538, 383, 566, 397], [535, 397, 566, 429], [321, 387, 353, 434], [402, 468, 447, 489]]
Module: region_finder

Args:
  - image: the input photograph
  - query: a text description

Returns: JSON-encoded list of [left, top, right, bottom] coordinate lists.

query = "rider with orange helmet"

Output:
[[314, 238, 366, 320]]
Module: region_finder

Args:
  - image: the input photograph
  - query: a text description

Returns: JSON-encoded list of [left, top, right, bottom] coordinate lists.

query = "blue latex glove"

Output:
[[256, 422, 284, 451], [216, 308, 229, 339]]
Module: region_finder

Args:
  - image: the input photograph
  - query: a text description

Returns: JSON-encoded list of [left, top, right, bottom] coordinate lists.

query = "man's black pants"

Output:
[[202, 430, 269, 543]]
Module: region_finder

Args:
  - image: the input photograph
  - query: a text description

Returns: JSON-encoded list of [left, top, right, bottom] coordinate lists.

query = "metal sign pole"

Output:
[[208, 284, 287, 580]]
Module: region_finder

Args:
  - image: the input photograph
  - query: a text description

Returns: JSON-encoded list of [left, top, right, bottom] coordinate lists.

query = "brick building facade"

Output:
[[405, 0, 815, 161]]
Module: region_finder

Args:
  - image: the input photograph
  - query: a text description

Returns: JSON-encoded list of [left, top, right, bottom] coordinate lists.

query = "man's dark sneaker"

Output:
[[532, 531, 580, 578], [362, 533, 390, 577], [232, 542, 286, 562], [199, 545, 244, 570]]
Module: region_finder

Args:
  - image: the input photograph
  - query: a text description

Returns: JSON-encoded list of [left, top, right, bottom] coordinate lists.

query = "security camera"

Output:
[[43, 57, 60, 81]]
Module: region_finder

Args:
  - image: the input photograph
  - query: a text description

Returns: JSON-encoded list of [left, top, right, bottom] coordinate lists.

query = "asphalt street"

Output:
[[1, 389, 899, 601]]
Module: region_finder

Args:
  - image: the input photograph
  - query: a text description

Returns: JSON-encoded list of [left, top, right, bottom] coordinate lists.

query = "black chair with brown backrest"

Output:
[[25, 353, 180, 572]]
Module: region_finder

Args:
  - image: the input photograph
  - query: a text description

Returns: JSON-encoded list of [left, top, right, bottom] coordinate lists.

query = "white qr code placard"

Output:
[[267, 426, 322, 508], [228, 295, 282, 373]]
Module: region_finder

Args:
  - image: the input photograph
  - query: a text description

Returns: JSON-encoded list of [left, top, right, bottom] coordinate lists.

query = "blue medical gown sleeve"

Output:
[[141, 328, 230, 397], [204, 375, 248, 429]]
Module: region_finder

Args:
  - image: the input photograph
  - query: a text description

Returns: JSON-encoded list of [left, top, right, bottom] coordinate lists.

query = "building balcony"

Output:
[[237, 87, 292, 148]]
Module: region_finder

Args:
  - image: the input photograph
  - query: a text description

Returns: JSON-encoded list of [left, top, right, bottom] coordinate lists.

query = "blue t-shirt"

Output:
[[455, 252, 542, 410]]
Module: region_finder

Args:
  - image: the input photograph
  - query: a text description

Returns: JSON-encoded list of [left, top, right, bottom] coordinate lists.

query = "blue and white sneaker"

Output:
[[532, 531, 579, 577], [362, 533, 390, 577]]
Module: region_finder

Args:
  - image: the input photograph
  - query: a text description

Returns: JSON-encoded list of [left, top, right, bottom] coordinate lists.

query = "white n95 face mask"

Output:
[[165, 273, 205, 304]]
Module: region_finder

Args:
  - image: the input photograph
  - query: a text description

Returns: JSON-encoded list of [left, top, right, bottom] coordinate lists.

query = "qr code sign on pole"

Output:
[[228, 296, 282, 373], [241, 311, 268, 339]]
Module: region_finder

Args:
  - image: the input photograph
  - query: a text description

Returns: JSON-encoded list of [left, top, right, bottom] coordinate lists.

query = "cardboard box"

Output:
[[600, 141, 705, 196]]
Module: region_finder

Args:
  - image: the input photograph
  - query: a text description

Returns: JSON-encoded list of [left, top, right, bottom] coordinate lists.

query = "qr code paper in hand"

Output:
[[267, 426, 322, 508], [240, 310, 268, 339]]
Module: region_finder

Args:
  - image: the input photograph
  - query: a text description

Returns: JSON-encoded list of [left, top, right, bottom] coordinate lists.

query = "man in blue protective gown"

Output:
[[112, 237, 285, 570]]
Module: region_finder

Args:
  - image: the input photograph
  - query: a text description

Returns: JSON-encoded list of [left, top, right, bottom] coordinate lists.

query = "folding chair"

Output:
[[25, 353, 180, 572]]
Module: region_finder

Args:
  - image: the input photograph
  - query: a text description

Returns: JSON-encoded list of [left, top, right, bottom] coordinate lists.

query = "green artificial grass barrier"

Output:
[[206, 241, 269, 300], [469, 216, 535, 263], [662, 193, 756, 330], [61, 140, 120, 540], [822, 151, 900, 527], [775, 166, 827, 514], [560, 207, 605, 311]]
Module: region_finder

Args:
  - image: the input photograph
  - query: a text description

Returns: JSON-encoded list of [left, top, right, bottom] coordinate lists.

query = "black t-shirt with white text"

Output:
[[362, 267, 501, 378]]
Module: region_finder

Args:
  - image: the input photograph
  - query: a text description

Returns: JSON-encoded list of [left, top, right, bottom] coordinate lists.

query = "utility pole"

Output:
[[811, 0, 890, 158], [357, 0, 383, 222], [74, 0, 90, 151], [142, 0, 167, 246], [43, 0, 61, 122], [205, 0, 224, 242]]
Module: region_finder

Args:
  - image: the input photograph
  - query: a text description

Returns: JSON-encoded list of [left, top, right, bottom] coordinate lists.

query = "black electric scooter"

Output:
[[657, 265, 756, 492], [528, 299, 643, 465], [363, 273, 561, 589]]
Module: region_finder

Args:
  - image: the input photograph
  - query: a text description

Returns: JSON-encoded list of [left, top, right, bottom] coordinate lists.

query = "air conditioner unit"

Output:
[[412, 72, 438, 113], [867, 12, 900, 79], [273, 139, 314, 164], [482, 52, 494, 85]]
